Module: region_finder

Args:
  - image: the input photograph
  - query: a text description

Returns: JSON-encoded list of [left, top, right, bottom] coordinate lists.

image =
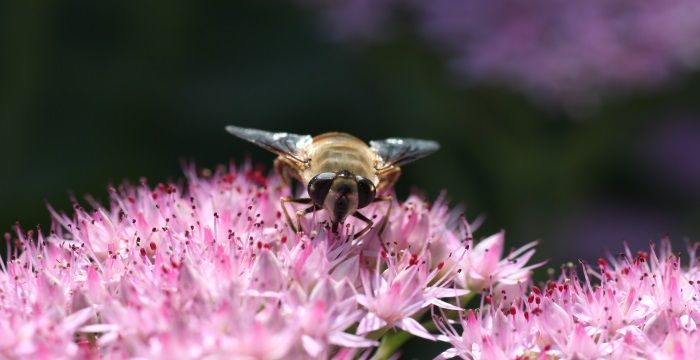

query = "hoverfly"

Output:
[[226, 125, 439, 238]]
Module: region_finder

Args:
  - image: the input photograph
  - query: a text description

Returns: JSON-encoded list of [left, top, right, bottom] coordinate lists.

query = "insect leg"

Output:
[[295, 204, 320, 235], [373, 195, 394, 236], [351, 211, 374, 239], [280, 197, 312, 233]]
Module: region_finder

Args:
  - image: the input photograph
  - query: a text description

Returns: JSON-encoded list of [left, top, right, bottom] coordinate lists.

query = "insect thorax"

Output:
[[304, 133, 376, 184]]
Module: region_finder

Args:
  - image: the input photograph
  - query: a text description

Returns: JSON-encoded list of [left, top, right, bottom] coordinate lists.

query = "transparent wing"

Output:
[[225, 125, 312, 163], [370, 137, 440, 169]]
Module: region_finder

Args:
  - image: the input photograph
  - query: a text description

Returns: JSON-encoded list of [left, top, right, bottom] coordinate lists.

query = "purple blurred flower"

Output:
[[300, 0, 700, 105], [0, 163, 535, 358], [418, 0, 700, 105], [435, 240, 700, 359]]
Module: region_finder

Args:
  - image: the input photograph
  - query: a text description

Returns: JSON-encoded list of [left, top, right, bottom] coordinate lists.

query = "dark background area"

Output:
[[2, 1, 699, 357]]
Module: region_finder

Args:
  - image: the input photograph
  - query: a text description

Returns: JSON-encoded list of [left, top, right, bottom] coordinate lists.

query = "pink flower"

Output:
[[356, 251, 468, 340], [290, 278, 377, 357], [436, 240, 700, 359], [15, 160, 700, 359], [456, 229, 543, 298], [2, 163, 523, 359]]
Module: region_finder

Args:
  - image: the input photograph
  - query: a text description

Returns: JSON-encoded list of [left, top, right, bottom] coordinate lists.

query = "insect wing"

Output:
[[225, 125, 312, 163], [370, 137, 440, 169]]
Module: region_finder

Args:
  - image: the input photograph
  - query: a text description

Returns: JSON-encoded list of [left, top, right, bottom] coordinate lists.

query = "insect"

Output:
[[226, 125, 439, 238]]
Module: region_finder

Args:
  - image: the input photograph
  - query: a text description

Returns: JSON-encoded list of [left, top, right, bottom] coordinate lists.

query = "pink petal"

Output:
[[301, 335, 324, 357], [79, 324, 119, 333], [252, 250, 284, 291], [357, 313, 386, 334], [428, 298, 463, 311], [429, 287, 470, 298], [480, 336, 508, 360], [62, 307, 95, 331], [567, 325, 599, 358], [331, 256, 360, 281], [435, 347, 460, 359], [329, 332, 378, 348], [397, 317, 435, 340], [310, 277, 337, 304]]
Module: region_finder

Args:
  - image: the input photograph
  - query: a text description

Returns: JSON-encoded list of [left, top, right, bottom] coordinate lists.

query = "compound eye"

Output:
[[356, 176, 376, 208], [307, 172, 336, 205]]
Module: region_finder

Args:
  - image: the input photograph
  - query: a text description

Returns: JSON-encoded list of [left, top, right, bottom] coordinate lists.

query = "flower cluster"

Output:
[[299, 0, 700, 105], [0, 164, 535, 359], [435, 240, 700, 360]]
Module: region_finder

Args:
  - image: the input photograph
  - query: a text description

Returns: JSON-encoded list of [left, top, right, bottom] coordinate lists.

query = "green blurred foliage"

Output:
[[2, 0, 700, 271]]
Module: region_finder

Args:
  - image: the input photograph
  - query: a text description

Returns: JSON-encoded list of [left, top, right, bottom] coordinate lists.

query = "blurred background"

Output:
[[2, 1, 700, 276]]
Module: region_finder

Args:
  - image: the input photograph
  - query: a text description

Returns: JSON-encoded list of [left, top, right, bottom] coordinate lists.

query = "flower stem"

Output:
[[372, 329, 413, 360]]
